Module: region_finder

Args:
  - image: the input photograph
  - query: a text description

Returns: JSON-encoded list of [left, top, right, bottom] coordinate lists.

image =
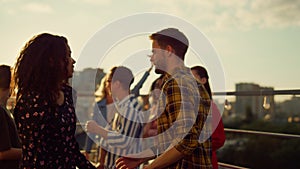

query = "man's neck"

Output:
[[165, 54, 185, 75], [116, 90, 130, 101], [166, 62, 184, 75]]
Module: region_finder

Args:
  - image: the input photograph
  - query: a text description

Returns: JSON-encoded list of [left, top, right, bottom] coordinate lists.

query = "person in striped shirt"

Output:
[[84, 65, 152, 163], [86, 66, 144, 169]]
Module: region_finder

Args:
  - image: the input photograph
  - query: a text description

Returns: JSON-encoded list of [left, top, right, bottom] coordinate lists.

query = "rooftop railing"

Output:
[[214, 89, 300, 169], [213, 89, 300, 96], [76, 89, 300, 168]]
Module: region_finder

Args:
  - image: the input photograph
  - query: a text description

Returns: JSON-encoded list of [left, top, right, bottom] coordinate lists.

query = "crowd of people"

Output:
[[0, 28, 225, 169]]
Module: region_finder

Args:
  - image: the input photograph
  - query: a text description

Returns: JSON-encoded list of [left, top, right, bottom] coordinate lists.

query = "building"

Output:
[[72, 68, 105, 122], [235, 83, 274, 120], [276, 96, 300, 123]]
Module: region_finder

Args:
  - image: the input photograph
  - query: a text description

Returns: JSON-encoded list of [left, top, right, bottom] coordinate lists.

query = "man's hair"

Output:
[[0, 65, 11, 89], [150, 28, 189, 60], [110, 66, 134, 91]]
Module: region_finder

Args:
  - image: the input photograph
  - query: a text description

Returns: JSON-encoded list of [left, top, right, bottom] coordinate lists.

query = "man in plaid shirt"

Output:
[[116, 28, 212, 169]]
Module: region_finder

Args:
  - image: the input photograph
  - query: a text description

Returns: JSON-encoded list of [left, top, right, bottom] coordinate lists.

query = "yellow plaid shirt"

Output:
[[156, 66, 212, 169]]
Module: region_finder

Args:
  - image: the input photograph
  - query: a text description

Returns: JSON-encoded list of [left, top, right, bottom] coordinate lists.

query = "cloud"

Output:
[[0, 0, 16, 3], [67, 0, 110, 5], [2, 0, 300, 31], [21, 2, 53, 14], [250, 0, 300, 28], [215, 0, 300, 30], [148, 0, 300, 32]]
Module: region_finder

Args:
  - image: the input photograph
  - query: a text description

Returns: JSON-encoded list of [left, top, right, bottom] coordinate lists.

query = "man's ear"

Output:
[[165, 45, 174, 56], [114, 80, 121, 88], [200, 77, 207, 84]]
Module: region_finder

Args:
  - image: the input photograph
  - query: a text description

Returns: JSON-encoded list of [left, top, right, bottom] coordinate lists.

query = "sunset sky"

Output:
[[1, 0, 299, 100]]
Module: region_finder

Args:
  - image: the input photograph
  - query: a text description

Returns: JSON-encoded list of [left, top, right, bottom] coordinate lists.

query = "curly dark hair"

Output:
[[14, 33, 69, 104]]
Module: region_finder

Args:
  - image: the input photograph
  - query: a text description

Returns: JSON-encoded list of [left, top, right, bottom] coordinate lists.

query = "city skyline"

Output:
[[72, 68, 300, 123], [1, 0, 299, 99], [73, 67, 297, 103]]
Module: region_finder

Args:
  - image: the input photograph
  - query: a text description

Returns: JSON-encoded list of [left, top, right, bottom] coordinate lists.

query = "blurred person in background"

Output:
[[142, 75, 164, 138], [0, 65, 22, 169], [191, 65, 226, 169]]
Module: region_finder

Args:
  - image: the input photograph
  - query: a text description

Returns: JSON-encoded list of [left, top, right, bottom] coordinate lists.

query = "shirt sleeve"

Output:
[[160, 77, 202, 155], [106, 105, 141, 149]]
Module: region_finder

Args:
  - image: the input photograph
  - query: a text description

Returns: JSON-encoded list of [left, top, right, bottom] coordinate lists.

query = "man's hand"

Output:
[[86, 120, 99, 134], [116, 157, 143, 169], [86, 120, 108, 139]]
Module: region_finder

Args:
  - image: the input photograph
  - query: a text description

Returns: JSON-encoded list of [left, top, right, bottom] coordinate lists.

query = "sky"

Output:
[[1, 0, 300, 101]]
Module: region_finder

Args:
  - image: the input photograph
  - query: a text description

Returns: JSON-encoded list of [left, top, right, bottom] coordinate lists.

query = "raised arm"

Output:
[[130, 65, 152, 97]]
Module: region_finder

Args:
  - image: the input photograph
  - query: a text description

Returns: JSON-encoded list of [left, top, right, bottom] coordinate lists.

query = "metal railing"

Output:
[[224, 128, 300, 139], [214, 89, 300, 169], [77, 89, 300, 169], [218, 128, 300, 168], [213, 89, 300, 96]]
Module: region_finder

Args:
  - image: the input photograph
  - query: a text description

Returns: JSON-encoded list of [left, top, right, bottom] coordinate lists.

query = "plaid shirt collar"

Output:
[[162, 65, 191, 82]]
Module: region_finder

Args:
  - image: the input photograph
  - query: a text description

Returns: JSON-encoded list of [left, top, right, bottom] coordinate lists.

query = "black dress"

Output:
[[14, 85, 95, 169]]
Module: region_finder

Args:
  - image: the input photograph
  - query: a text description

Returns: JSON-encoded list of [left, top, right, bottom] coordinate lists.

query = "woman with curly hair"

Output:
[[14, 33, 96, 169]]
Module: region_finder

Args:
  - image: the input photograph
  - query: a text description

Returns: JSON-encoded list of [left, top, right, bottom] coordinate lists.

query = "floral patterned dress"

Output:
[[14, 85, 95, 169]]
